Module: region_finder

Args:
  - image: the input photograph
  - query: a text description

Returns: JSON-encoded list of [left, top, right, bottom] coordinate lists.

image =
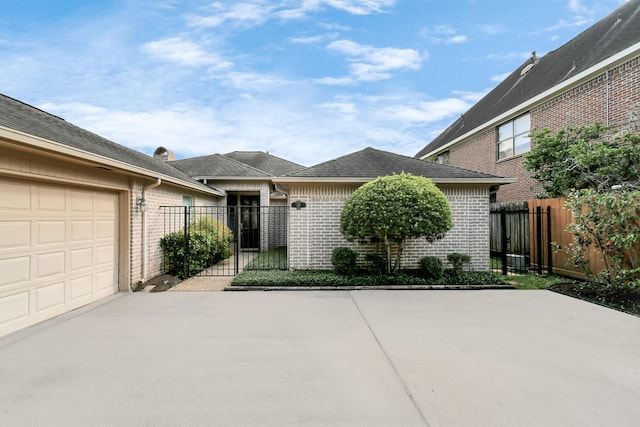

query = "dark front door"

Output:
[[240, 196, 260, 250]]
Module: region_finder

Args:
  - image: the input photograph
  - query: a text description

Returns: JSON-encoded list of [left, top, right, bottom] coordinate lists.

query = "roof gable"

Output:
[[416, 0, 640, 158], [223, 151, 305, 176], [284, 147, 505, 181], [170, 154, 271, 178]]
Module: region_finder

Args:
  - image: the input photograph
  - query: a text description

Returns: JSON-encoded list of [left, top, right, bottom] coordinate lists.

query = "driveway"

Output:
[[1, 290, 639, 426]]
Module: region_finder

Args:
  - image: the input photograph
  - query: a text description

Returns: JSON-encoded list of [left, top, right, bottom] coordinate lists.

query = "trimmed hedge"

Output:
[[161, 217, 233, 278], [232, 269, 508, 287]]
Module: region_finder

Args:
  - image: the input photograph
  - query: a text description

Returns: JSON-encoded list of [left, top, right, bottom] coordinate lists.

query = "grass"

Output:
[[244, 247, 287, 270], [508, 274, 572, 290]]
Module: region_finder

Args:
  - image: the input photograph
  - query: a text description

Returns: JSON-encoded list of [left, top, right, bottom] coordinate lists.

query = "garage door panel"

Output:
[[96, 245, 115, 265], [0, 221, 30, 249], [69, 275, 93, 300], [35, 282, 65, 312], [96, 220, 116, 240], [35, 251, 65, 279], [70, 248, 93, 271], [97, 193, 117, 214], [70, 190, 94, 213], [70, 220, 93, 241], [36, 221, 66, 245], [0, 256, 30, 287], [96, 270, 116, 291], [0, 181, 30, 211], [35, 187, 66, 212], [0, 291, 29, 325]]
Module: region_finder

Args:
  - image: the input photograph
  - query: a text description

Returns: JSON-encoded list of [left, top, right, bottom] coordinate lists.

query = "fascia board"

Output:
[[0, 126, 224, 197], [274, 176, 515, 185], [419, 42, 640, 159]]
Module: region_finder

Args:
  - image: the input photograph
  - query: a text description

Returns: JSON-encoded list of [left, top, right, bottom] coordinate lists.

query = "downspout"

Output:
[[140, 178, 162, 284], [606, 67, 610, 127]]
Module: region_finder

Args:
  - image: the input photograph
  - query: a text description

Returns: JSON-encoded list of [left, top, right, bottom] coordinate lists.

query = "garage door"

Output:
[[0, 179, 119, 337]]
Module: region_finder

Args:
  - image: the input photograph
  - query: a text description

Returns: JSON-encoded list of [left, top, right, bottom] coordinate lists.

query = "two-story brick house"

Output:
[[416, 0, 640, 202]]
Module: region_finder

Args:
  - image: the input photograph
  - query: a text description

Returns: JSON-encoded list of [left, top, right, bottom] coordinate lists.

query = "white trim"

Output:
[[0, 126, 224, 197], [273, 177, 515, 185], [419, 42, 640, 159]]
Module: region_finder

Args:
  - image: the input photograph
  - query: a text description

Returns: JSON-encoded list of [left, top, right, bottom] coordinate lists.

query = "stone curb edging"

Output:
[[225, 284, 516, 291]]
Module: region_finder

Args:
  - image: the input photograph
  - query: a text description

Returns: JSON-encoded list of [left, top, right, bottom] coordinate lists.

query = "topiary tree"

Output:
[[340, 173, 453, 274]]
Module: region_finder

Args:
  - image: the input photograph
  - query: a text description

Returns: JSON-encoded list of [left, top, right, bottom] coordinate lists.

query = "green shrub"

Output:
[[447, 253, 471, 273], [161, 217, 233, 278], [331, 247, 358, 275], [365, 253, 387, 275], [419, 256, 443, 279]]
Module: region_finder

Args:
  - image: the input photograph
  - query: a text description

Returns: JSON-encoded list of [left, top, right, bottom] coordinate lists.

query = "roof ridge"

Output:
[[0, 93, 67, 122], [285, 146, 371, 176]]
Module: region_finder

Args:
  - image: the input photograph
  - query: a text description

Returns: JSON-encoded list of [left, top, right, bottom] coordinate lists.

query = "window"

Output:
[[497, 114, 530, 160], [435, 151, 450, 165], [182, 195, 194, 207]]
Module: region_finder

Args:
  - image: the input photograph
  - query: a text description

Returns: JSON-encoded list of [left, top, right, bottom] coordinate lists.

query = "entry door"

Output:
[[240, 196, 259, 250]]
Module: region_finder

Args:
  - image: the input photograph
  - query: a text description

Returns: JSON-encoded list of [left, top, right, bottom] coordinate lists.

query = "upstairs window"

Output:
[[497, 114, 530, 160], [435, 151, 450, 165]]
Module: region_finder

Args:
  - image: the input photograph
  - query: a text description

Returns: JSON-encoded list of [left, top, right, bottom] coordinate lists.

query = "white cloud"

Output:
[[188, 0, 395, 27], [474, 24, 506, 35], [322, 39, 424, 83], [446, 35, 467, 44], [376, 98, 471, 123], [187, 2, 272, 28], [141, 37, 233, 68], [419, 25, 467, 45], [490, 72, 512, 82]]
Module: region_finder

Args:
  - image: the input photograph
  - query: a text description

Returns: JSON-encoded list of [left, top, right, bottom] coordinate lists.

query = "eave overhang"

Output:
[[0, 126, 225, 197], [419, 41, 640, 159]]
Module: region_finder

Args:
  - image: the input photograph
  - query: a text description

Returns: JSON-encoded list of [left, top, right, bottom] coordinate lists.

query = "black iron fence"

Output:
[[490, 202, 552, 275], [160, 205, 288, 277]]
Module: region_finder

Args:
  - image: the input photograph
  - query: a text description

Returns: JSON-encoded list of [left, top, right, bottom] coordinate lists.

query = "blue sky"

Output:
[[0, 0, 627, 166]]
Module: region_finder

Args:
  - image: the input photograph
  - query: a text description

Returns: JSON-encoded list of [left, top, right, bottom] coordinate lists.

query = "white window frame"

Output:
[[497, 113, 531, 160]]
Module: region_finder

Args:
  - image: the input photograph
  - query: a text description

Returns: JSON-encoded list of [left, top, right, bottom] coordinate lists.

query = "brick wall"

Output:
[[288, 183, 491, 271], [443, 55, 640, 202], [130, 181, 222, 285]]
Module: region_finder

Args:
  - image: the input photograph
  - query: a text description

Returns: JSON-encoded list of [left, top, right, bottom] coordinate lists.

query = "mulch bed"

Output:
[[135, 274, 183, 292], [549, 282, 640, 316]]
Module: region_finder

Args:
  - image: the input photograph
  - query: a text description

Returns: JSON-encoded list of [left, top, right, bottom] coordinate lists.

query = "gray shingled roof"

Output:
[[170, 154, 272, 178], [416, 0, 640, 158], [223, 151, 305, 176], [283, 147, 507, 181], [0, 94, 219, 193]]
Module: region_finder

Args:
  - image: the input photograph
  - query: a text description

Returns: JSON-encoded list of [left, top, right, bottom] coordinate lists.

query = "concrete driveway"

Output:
[[1, 290, 639, 427]]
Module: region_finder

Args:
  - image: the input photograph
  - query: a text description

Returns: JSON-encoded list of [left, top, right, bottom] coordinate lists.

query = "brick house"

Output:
[[0, 94, 226, 336], [415, 0, 640, 202], [274, 147, 512, 272]]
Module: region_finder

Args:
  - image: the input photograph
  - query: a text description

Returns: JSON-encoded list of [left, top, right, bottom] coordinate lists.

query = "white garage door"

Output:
[[0, 179, 119, 337]]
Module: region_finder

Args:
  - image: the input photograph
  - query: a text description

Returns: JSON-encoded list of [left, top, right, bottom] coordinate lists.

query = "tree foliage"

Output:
[[565, 189, 640, 287], [524, 123, 640, 197], [525, 124, 640, 287], [340, 173, 453, 274]]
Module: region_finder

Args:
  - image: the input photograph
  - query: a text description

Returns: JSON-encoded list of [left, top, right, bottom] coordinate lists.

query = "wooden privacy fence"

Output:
[[529, 198, 605, 279]]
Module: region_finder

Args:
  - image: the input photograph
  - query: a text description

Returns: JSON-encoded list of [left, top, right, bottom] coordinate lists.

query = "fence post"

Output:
[[184, 206, 189, 279], [536, 206, 543, 274], [500, 208, 508, 275], [546, 206, 553, 274]]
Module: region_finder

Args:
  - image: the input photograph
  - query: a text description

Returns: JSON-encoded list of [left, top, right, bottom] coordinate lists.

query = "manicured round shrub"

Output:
[[419, 256, 443, 279], [331, 247, 358, 275]]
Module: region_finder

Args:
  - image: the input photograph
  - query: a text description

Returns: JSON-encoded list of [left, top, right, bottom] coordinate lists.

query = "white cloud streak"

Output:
[[321, 39, 424, 84]]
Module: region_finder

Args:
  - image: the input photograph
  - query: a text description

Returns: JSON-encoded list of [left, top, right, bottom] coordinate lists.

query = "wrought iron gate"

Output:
[[490, 202, 552, 275], [160, 205, 288, 277]]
